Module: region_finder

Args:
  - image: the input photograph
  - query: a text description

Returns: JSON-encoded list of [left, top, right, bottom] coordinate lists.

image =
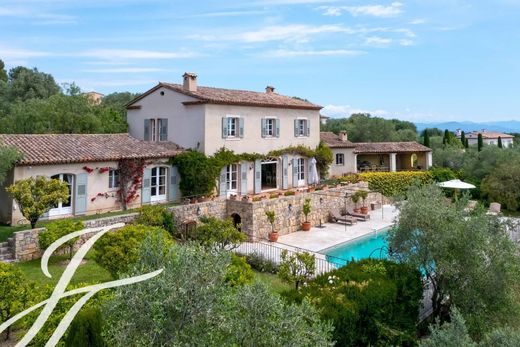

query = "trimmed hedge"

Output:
[[340, 171, 433, 197], [284, 259, 423, 347]]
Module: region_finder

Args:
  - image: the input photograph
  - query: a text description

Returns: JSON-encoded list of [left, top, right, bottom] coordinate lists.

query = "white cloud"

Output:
[[267, 49, 366, 57], [409, 18, 427, 25], [0, 5, 76, 24], [75, 49, 196, 60], [82, 67, 168, 73], [364, 36, 393, 46], [399, 39, 414, 46], [322, 104, 391, 118], [319, 2, 404, 18], [187, 10, 266, 18], [0, 47, 53, 59]]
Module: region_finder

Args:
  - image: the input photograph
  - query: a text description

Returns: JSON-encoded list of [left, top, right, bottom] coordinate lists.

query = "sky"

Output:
[[1, 0, 520, 123]]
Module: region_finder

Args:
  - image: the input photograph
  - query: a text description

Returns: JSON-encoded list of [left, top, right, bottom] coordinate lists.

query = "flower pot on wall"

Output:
[[301, 222, 311, 231], [360, 206, 369, 214], [268, 231, 279, 242]]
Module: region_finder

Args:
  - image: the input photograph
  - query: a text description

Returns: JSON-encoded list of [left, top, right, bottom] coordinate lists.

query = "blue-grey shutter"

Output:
[[169, 166, 179, 202], [292, 158, 298, 187], [282, 155, 289, 189], [160, 118, 168, 141], [306, 119, 310, 137], [276, 119, 280, 138], [144, 119, 150, 141], [219, 167, 227, 197], [142, 168, 151, 204], [240, 162, 248, 195], [261, 118, 266, 138], [254, 160, 262, 194], [75, 173, 88, 215], [294, 119, 299, 137], [308, 159, 313, 184], [239, 117, 244, 138], [222, 117, 228, 138]]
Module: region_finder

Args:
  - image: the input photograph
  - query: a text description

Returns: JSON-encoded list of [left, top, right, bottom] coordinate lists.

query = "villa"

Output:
[[126, 72, 322, 197], [321, 131, 433, 177], [456, 129, 514, 148]]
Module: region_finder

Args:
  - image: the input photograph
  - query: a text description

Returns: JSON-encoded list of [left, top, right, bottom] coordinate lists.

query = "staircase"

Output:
[[0, 238, 15, 262]]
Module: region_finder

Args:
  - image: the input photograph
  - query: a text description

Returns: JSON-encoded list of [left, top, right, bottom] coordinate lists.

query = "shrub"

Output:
[[136, 205, 175, 234], [94, 224, 172, 277], [192, 217, 246, 250], [39, 220, 84, 260], [278, 249, 316, 290], [225, 254, 254, 287], [285, 259, 423, 346], [359, 171, 432, 197], [429, 167, 459, 182], [284, 190, 295, 196], [244, 251, 279, 274], [65, 306, 105, 347], [171, 150, 220, 197]]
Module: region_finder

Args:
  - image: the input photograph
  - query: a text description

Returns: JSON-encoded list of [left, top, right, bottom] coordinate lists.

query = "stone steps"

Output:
[[0, 239, 15, 262]]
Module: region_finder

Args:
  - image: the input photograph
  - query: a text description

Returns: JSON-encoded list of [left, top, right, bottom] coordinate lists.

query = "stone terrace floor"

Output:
[[276, 205, 399, 253]]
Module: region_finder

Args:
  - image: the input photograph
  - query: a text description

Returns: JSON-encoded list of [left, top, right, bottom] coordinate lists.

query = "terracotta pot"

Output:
[[301, 222, 311, 231], [360, 206, 369, 214], [307, 187, 315, 193], [268, 231, 279, 242], [354, 207, 361, 213]]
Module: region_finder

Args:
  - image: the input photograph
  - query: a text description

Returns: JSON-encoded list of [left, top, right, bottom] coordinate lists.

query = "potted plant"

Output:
[[301, 198, 312, 231], [358, 189, 369, 214], [352, 191, 361, 213], [265, 211, 279, 242], [241, 195, 252, 202]]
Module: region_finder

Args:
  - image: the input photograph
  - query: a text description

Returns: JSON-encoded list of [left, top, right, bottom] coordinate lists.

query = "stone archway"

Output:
[[231, 213, 242, 231]]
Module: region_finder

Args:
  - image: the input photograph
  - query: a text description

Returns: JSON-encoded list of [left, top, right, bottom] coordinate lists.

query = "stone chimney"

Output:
[[183, 72, 197, 92], [265, 85, 275, 93], [339, 131, 348, 142]]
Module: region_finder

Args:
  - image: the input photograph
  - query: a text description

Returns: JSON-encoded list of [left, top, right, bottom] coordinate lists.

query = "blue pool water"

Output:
[[323, 230, 389, 267]]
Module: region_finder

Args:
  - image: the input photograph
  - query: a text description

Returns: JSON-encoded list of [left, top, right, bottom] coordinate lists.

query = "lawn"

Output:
[[13, 250, 112, 287], [254, 271, 291, 294], [0, 224, 29, 242]]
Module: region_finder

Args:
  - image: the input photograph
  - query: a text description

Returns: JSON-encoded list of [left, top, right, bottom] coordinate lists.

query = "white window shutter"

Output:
[[294, 119, 299, 137], [261, 118, 266, 138], [292, 158, 298, 187], [306, 119, 310, 137], [222, 117, 228, 138], [239, 117, 244, 138], [276, 119, 280, 137]]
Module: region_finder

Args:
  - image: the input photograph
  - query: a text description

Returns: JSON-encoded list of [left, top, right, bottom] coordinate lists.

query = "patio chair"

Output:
[[347, 208, 370, 221], [330, 209, 357, 225], [488, 202, 501, 215]]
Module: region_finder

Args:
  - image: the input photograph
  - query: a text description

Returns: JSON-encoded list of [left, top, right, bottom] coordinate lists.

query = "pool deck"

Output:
[[276, 205, 398, 253]]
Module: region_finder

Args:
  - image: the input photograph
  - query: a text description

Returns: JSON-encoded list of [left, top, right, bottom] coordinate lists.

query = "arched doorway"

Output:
[[231, 213, 242, 231]]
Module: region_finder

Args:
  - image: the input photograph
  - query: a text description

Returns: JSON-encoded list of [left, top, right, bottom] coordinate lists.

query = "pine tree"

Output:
[[460, 131, 466, 147], [478, 133, 484, 151], [498, 136, 503, 148], [423, 129, 430, 148]]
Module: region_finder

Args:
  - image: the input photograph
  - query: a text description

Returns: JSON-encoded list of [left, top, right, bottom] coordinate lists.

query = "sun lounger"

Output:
[[347, 208, 370, 221], [330, 209, 357, 225]]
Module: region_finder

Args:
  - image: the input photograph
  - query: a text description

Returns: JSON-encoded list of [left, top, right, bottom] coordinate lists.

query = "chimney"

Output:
[[183, 72, 197, 92], [339, 131, 348, 142], [265, 85, 275, 93]]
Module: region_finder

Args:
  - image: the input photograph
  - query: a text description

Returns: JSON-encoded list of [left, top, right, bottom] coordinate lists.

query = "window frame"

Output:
[[108, 169, 120, 189], [226, 164, 238, 191], [336, 153, 345, 166], [265, 118, 275, 137], [227, 117, 238, 137]]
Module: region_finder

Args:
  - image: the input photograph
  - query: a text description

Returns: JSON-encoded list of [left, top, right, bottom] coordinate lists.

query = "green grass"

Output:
[[13, 250, 112, 287], [254, 271, 291, 294], [0, 224, 29, 242]]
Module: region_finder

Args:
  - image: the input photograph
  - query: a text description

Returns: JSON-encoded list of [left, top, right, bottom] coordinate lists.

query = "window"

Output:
[[266, 118, 275, 136], [297, 158, 305, 181], [158, 118, 168, 141], [151, 167, 167, 202], [227, 117, 238, 137], [150, 119, 156, 142], [145, 118, 168, 142], [109, 169, 120, 189], [294, 119, 309, 137], [226, 164, 238, 191], [222, 116, 243, 139], [336, 153, 344, 166], [49, 174, 73, 216]]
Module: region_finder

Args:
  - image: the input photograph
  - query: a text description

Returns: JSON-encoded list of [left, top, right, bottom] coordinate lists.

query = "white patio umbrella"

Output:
[[309, 157, 320, 185], [437, 179, 476, 189]]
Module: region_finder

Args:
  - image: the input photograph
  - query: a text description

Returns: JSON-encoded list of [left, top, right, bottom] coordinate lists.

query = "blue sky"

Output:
[[1, 0, 520, 122]]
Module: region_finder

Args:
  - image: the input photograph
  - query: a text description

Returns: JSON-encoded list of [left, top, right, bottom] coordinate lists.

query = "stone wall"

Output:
[[168, 200, 227, 228]]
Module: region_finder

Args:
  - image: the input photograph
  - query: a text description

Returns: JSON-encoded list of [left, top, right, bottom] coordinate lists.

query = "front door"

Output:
[[296, 158, 306, 187], [261, 161, 277, 191], [49, 174, 73, 217], [226, 164, 238, 195], [151, 167, 167, 202]]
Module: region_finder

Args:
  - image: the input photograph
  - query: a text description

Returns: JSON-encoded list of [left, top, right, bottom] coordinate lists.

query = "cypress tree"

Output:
[[465, 138, 469, 148], [460, 131, 466, 147], [443, 129, 449, 146], [477, 133, 483, 151], [423, 129, 430, 148], [498, 136, 503, 148]]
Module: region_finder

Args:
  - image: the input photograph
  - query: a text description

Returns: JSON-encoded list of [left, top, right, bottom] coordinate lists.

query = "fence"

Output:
[[233, 236, 349, 276]]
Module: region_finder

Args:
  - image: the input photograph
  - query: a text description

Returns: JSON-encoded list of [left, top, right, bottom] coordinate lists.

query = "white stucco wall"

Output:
[[127, 86, 206, 150], [467, 137, 514, 148], [203, 104, 320, 155], [328, 148, 357, 177]]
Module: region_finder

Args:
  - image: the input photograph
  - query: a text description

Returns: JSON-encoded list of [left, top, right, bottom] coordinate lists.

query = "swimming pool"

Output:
[[322, 229, 390, 267]]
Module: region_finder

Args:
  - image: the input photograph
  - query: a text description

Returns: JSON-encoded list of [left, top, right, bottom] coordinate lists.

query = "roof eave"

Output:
[[182, 100, 322, 110]]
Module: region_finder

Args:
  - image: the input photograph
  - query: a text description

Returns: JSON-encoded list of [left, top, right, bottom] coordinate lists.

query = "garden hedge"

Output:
[[340, 171, 433, 197]]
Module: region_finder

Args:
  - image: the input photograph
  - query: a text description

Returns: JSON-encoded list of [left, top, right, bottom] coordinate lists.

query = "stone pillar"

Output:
[[354, 153, 358, 173], [389, 153, 397, 172], [426, 152, 433, 169]]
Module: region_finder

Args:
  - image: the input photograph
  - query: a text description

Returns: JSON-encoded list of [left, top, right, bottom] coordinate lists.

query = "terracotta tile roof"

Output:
[[464, 131, 514, 139], [354, 142, 432, 154], [320, 132, 356, 148], [0, 134, 183, 166], [128, 83, 322, 110]]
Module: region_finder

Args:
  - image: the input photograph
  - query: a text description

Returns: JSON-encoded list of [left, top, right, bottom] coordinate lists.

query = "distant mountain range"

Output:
[[415, 120, 520, 134]]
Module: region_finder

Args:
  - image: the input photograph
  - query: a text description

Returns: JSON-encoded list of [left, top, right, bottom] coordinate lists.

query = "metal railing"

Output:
[[233, 236, 349, 276]]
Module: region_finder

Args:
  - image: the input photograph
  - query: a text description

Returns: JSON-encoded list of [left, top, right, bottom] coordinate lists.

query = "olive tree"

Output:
[[6, 176, 69, 228]]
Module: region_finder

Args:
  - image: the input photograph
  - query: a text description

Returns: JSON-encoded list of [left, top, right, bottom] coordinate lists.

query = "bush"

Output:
[[278, 249, 315, 290], [171, 150, 220, 197], [192, 217, 246, 250], [244, 251, 279, 274], [285, 259, 423, 346], [136, 205, 175, 234], [225, 254, 254, 287], [65, 306, 105, 347], [39, 220, 84, 260], [359, 171, 432, 197], [93, 224, 172, 277], [429, 167, 460, 182]]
